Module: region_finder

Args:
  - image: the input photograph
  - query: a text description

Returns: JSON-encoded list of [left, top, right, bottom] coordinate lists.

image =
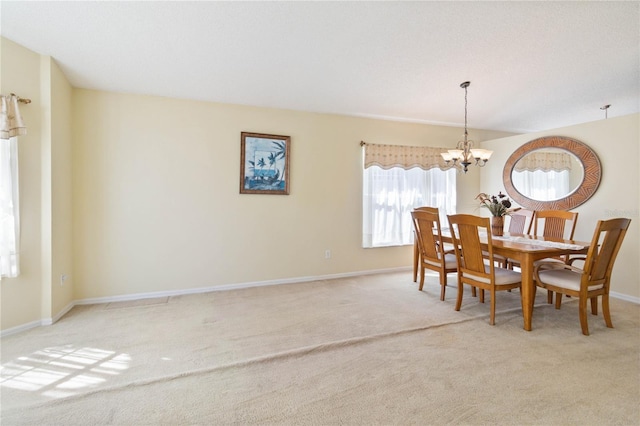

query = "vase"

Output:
[[491, 216, 504, 236]]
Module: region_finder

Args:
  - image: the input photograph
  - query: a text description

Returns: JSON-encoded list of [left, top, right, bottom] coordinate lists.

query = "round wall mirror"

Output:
[[503, 136, 601, 210]]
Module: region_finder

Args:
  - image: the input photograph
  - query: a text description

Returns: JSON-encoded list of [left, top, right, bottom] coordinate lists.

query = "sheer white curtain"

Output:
[[362, 143, 456, 248], [1, 94, 26, 278]]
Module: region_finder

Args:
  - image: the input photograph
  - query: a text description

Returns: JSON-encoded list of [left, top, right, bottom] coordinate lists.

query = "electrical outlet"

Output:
[[325, 249, 331, 259], [60, 274, 68, 286]]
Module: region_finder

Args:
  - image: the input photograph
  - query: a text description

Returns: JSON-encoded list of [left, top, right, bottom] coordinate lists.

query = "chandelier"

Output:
[[441, 81, 492, 173]]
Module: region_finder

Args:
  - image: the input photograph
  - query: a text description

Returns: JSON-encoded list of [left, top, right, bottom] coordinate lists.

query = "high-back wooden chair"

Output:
[[447, 214, 522, 325], [493, 208, 536, 269], [508, 208, 536, 235], [532, 210, 579, 303], [534, 218, 631, 335], [533, 210, 578, 240], [411, 209, 457, 301], [509, 210, 579, 303], [412, 206, 440, 283]]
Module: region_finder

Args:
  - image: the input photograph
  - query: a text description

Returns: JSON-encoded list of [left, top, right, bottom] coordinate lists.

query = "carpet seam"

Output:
[[0, 302, 564, 413]]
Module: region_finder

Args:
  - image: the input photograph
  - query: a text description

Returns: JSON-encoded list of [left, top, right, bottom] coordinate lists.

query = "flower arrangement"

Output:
[[476, 192, 514, 217]]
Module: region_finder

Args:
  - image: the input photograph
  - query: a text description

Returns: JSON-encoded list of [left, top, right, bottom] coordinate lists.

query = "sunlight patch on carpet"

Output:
[[0, 345, 131, 399]]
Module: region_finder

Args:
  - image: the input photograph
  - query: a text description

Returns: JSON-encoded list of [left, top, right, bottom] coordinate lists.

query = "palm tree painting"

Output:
[[240, 132, 291, 195]]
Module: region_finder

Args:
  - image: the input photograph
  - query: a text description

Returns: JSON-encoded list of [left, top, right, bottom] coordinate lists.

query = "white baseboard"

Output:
[[73, 267, 410, 306], [0, 301, 77, 337], [0, 320, 43, 338], [1, 268, 410, 337], [610, 291, 640, 304], [3, 266, 638, 337], [52, 301, 76, 323]]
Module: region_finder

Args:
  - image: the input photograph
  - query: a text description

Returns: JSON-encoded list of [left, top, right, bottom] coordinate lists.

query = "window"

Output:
[[1, 94, 26, 279], [0, 136, 20, 277], [363, 166, 456, 248]]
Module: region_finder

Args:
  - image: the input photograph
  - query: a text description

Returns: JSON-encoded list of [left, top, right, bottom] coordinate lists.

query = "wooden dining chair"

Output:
[[533, 218, 631, 335], [508, 210, 578, 303], [447, 214, 523, 325], [492, 208, 536, 268], [532, 210, 578, 240], [508, 208, 536, 235], [412, 206, 440, 282], [411, 209, 457, 300]]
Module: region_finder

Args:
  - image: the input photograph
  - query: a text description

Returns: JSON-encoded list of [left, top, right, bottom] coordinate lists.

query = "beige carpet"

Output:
[[1, 272, 639, 425]]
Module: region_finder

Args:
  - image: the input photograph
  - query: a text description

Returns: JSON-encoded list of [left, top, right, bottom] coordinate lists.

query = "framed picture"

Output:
[[240, 132, 291, 195]]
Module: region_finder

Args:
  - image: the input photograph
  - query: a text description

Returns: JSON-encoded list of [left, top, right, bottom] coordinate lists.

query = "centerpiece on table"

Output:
[[476, 192, 515, 236]]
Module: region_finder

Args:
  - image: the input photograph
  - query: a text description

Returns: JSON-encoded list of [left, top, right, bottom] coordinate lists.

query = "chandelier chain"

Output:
[[440, 80, 492, 173], [464, 84, 468, 136]]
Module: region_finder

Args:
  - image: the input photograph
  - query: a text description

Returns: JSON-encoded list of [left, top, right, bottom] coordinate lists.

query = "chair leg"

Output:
[[413, 242, 419, 282], [602, 295, 613, 328], [579, 296, 590, 336], [479, 289, 485, 304], [547, 290, 553, 304], [418, 266, 425, 291], [455, 282, 463, 311], [555, 293, 562, 309], [590, 297, 598, 315], [471, 287, 477, 297], [439, 273, 446, 301], [489, 290, 496, 325]]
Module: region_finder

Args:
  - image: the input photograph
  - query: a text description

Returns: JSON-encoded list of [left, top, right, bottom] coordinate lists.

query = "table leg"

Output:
[[519, 253, 535, 331]]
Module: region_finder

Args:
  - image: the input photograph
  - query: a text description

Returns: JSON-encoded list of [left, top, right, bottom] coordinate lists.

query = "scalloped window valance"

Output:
[[1, 94, 27, 140], [362, 142, 449, 171]]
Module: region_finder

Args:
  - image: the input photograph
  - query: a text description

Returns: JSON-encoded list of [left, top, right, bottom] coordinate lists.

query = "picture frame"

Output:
[[240, 132, 291, 195]]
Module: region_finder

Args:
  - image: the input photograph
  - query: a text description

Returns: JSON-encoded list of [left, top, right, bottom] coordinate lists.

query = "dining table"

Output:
[[440, 231, 590, 331]]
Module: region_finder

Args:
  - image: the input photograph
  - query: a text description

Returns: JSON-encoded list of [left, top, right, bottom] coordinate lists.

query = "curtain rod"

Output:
[[9, 93, 31, 104]]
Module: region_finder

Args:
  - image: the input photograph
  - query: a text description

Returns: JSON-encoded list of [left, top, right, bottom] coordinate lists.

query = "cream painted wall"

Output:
[[480, 114, 640, 300], [71, 89, 510, 300], [49, 58, 74, 316], [1, 38, 74, 331], [5, 33, 636, 333]]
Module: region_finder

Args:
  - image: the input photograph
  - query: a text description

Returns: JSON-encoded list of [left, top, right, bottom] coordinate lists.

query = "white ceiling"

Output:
[[1, 1, 638, 133]]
